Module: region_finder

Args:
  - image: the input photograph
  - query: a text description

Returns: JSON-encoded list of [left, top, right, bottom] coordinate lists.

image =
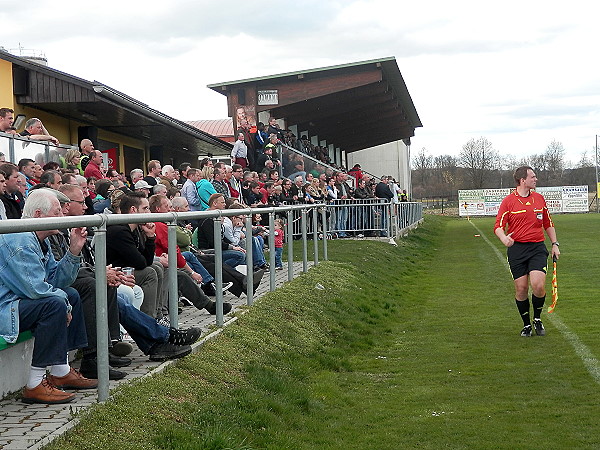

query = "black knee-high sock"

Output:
[[532, 294, 545, 320], [515, 299, 531, 326]]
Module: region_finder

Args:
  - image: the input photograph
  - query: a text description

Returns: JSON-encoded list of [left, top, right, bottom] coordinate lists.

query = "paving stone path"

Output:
[[0, 261, 312, 450]]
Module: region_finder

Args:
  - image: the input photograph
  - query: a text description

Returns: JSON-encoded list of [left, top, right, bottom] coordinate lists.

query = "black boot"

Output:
[[80, 358, 127, 380]]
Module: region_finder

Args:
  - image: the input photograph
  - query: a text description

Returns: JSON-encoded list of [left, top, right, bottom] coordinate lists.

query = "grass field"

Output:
[[48, 214, 600, 449]]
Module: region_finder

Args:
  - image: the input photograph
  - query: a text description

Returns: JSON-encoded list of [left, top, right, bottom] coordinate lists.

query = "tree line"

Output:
[[412, 137, 597, 199]]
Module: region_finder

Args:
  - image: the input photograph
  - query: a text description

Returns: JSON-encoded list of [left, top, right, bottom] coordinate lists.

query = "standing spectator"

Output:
[[273, 219, 285, 270], [211, 167, 230, 198], [178, 162, 191, 186], [83, 150, 106, 180], [254, 122, 268, 152], [231, 132, 249, 168], [237, 120, 256, 170], [143, 160, 162, 187], [347, 164, 363, 181], [196, 166, 217, 211], [181, 168, 202, 211], [159, 165, 178, 188], [0, 107, 16, 134], [79, 139, 95, 172], [375, 176, 394, 237], [267, 117, 284, 141]]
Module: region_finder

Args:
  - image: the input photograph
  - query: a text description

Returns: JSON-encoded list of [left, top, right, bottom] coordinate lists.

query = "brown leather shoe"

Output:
[[22, 378, 76, 404], [47, 367, 98, 390]]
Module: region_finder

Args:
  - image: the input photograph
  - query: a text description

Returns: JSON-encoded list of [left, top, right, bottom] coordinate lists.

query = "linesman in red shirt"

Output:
[[494, 166, 560, 337]]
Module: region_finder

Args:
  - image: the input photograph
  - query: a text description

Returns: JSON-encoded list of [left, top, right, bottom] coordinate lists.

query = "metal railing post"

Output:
[[245, 215, 254, 306], [167, 221, 179, 328], [213, 217, 224, 327], [301, 208, 308, 272], [93, 221, 110, 402], [269, 212, 276, 291], [312, 207, 318, 265], [321, 206, 328, 261], [287, 209, 294, 281]]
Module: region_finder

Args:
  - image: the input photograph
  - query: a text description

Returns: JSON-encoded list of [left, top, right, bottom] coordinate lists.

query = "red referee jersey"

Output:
[[494, 190, 554, 243]]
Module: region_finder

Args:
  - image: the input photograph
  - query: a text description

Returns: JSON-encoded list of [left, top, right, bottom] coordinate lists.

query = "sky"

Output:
[[2, 0, 599, 168]]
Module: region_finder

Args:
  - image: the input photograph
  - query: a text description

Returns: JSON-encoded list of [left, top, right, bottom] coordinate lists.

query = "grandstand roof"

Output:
[[186, 119, 234, 142], [208, 57, 422, 153], [1, 49, 232, 157]]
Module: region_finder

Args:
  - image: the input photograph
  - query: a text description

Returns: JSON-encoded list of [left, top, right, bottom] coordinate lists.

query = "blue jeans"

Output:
[[182, 251, 214, 284], [18, 287, 87, 367], [252, 236, 266, 267], [336, 206, 348, 235], [275, 247, 283, 268], [222, 249, 246, 268], [117, 293, 169, 354]]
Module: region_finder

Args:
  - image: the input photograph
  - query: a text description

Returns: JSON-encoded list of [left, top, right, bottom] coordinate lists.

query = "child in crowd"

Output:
[[273, 218, 285, 270]]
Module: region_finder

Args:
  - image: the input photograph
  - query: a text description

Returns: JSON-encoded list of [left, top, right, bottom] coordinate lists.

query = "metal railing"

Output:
[[0, 201, 422, 402], [0, 132, 78, 166]]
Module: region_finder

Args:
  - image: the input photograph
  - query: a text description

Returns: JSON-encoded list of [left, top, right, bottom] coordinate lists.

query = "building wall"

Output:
[[0, 60, 14, 109], [347, 140, 412, 192]]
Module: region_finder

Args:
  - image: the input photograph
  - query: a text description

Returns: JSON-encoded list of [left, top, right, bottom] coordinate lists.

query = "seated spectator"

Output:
[[172, 197, 260, 297], [0, 189, 97, 404], [246, 181, 264, 206], [192, 193, 246, 268], [223, 205, 268, 271], [152, 183, 167, 196], [290, 175, 306, 203], [92, 179, 115, 213], [129, 168, 144, 190], [0, 162, 23, 218], [64, 149, 82, 174], [19, 118, 60, 145], [148, 195, 232, 314], [134, 179, 152, 197], [18, 158, 38, 195], [56, 186, 200, 363], [62, 172, 78, 186]]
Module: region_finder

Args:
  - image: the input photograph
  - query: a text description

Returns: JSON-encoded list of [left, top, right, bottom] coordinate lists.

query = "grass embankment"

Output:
[[49, 214, 600, 449]]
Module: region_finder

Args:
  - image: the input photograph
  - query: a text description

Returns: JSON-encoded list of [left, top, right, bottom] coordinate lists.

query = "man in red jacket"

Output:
[[494, 166, 560, 337], [83, 150, 106, 180]]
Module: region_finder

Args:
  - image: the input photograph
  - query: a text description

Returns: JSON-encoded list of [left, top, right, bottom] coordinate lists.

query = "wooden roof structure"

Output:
[[208, 57, 422, 153]]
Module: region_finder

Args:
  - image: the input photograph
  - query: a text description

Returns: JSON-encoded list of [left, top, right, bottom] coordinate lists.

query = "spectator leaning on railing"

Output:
[[19, 118, 60, 146]]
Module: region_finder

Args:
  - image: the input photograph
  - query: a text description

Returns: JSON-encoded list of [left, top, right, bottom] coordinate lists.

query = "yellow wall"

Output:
[[0, 59, 15, 109], [1, 57, 151, 170]]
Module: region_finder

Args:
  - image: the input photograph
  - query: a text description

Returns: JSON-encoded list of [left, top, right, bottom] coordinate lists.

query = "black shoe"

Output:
[[533, 319, 545, 336], [201, 282, 217, 297], [110, 341, 133, 357], [205, 301, 232, 315], [148, 343, 192, 362], [79, 358, 127, 380], [169, 327, 202, 346], [520, 324, 532, 337], [109, 355, 132, 368], [179, 296, 194, 307]]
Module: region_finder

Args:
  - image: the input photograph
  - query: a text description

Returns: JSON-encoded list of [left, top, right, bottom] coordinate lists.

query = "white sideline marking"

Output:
[[469, 219, 600, 384]]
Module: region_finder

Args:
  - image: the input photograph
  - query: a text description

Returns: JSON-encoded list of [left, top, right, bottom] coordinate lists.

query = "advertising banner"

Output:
[[458, 186, 588, 216]]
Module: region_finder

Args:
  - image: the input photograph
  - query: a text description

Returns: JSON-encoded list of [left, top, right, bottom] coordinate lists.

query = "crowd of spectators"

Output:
[[0, 108, 410, 405]]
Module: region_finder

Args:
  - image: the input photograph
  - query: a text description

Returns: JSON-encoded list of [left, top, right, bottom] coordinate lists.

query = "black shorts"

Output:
[[507, 241, 549, 280]]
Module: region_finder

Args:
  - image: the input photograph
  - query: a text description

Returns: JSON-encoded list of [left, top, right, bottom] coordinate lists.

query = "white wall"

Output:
[[347, 140, 412, 192]]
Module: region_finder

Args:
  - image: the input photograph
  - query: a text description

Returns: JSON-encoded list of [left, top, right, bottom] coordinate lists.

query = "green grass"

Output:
[[47, 214, 600, 449]]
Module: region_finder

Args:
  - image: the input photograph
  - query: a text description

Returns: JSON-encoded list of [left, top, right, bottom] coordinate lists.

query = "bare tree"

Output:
[[544, 139, 565, 184], [459, 137, 498, 188], [412, 147, 433, 186]]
